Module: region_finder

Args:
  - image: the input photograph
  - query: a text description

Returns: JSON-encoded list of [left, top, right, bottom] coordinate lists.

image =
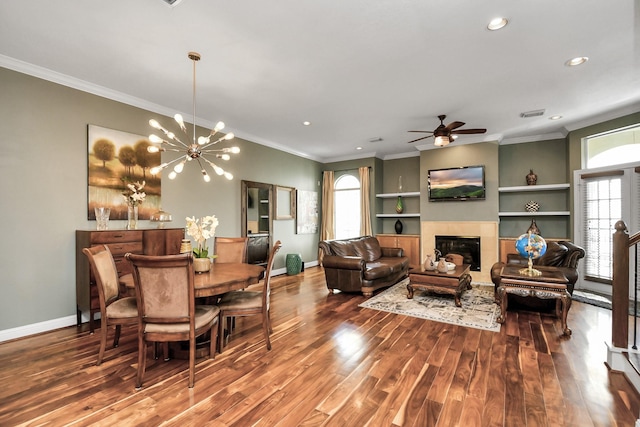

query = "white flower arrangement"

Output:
[[186, 215, 219, 258], [122, 180, 146, 207]]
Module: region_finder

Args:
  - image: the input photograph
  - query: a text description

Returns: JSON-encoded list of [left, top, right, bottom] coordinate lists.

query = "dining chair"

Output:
[[214, 237, 249, 263], [217, 240, 282, 352], [125, 252, 220, 388], [82, 245, 138, 366]]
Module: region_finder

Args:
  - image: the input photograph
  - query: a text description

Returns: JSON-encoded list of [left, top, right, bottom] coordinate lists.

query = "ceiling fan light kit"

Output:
[[407, 114, 486, 146]]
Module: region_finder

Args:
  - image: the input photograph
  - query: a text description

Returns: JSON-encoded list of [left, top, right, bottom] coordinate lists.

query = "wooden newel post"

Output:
[[612, 220, 629, 349]]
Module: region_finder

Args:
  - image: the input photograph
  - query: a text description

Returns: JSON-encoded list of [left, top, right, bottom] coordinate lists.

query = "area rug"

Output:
[[572, 290, 612, 310], [358, 278, 501, 332]]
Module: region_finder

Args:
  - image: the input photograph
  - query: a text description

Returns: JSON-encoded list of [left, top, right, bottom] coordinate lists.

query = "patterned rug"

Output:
[[358, 278, 501, 332]]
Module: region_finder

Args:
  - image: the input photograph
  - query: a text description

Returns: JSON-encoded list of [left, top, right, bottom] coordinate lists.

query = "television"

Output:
[[428, 165, 486, 201]]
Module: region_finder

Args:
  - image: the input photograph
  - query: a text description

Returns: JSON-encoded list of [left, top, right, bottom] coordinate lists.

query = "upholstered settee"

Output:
[[319, 236, 410, 297], [490, 240, 585, 308]]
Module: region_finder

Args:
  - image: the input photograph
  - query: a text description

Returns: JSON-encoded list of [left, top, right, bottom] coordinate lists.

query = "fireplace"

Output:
[[435, 235, 481, 271]]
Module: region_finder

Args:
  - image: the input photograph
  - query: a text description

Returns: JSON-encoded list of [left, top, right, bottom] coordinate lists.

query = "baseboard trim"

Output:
[[0, 315, 77, 343]]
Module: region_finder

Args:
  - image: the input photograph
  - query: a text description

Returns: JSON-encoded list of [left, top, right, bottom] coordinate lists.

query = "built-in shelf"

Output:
[[498, 183, 570, 192], [376, 191, 421, 198], [499, 211, 570, 217], [376, 213, 421, 218]]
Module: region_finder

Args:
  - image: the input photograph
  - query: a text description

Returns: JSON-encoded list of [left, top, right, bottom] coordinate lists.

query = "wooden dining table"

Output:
[[119, 262, 265, 298], [194, 262, 265, 298]]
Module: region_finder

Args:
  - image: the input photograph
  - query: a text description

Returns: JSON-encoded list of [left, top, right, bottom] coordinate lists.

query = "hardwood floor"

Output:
[[1, 266, 639, 426]]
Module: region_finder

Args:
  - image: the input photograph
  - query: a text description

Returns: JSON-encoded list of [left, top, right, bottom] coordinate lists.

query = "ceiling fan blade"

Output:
[[408, 130, 433, 133], [451, 128, 487, 135], [407, 135, 434, 143], [445, 121, 465, 131]]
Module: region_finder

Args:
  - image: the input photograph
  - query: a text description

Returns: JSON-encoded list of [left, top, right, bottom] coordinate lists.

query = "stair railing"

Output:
[[612, 220, 640, 349]]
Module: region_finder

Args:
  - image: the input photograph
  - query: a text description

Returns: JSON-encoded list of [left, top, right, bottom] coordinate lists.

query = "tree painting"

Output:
[[87, 125, 162, 221]]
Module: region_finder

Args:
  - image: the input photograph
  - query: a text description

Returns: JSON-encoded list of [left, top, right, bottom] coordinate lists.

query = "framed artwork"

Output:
[[275, 185, 296, 220], [296, 190, 318, 234], [87, 125, 161, 220]]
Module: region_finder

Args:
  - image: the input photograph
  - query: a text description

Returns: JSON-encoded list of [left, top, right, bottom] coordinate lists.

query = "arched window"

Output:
[[334, 174, 361, 239]]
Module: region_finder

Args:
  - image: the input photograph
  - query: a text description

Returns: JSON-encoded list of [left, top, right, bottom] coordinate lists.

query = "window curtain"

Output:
[[320, 170, 335, 241], [359, 166, 372, 236]]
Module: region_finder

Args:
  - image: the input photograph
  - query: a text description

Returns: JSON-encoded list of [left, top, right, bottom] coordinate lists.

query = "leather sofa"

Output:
[[490, 240, 585, 309], [319, 236, 410, 297]]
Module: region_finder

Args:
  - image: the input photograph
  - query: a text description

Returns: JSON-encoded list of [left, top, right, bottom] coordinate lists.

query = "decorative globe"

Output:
[[515, 232, 547, 260]]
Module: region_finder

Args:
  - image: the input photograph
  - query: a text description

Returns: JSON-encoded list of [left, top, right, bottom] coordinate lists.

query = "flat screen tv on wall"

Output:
[[428, 165, 486, 201]]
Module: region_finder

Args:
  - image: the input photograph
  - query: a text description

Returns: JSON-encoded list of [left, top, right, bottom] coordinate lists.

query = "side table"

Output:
[[497, 265, 572, 335]]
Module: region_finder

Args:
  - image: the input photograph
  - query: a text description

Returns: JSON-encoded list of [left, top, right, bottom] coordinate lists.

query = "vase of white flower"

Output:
[[186, 215, 219, 273], [127, 205, 138, 230], [122, 180, 146, 230]]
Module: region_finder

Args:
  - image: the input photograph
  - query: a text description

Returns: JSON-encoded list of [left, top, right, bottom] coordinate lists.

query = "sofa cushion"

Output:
[[363, 260, 393, 280], [329, 240, 357, 257], [353, 236, 382, 262], [536, 241, 568, 267]]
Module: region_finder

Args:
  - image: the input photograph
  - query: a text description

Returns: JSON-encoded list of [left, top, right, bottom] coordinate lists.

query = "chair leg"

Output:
[[267, 309, 273, 334], [209, 320, 217, 359], [263, 314, 271, 351], [97, 318, 108, 366], [188, 337, 195, 388], [136, 335, 147, 389], [113, 324, 121, 347], [218, 314, 225, 353]]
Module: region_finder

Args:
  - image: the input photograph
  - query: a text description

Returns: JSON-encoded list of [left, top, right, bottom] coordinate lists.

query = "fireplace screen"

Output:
[[435, 235, 481, 271]]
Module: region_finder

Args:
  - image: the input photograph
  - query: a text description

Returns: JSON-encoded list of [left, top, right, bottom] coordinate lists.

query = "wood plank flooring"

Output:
[[1, 266, 639, 426]]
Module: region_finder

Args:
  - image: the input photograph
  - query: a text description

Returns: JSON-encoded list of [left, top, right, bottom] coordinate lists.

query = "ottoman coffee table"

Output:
[[407, 264, 472, 307]]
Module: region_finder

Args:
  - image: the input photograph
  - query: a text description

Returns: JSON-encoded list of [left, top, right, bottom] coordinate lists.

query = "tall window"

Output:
[[334, 174, 360, 239], [581, 174, 622, 282]]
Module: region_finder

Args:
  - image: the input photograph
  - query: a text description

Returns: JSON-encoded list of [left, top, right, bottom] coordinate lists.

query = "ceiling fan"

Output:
[[407, 114, 486, 146]]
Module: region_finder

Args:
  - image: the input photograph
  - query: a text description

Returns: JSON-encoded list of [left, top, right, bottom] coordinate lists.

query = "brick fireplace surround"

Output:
[[421, 221, 499, 283]]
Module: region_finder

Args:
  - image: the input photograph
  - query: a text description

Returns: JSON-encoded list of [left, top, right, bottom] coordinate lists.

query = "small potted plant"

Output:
[[185, 215, 219, 272]]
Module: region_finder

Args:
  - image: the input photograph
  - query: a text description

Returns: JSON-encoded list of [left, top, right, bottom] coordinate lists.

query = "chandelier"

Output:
[[148, 52, 239, 182]]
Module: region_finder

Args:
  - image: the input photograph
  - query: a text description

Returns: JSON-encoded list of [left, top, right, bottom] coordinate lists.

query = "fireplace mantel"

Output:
[[421, 221, 498, 283]]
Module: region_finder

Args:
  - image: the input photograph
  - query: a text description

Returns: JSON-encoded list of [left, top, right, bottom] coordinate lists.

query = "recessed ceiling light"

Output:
[[565, 57, 589, 67], [487, 17, 508, 31], [356, 146, 363, 150], [302, 121, 311, 126], [549, 115, 563, 120]]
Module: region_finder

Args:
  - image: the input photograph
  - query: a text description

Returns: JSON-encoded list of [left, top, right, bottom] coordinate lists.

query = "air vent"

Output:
[[161, 0, 183, 7], [520, 109, 545, 118]]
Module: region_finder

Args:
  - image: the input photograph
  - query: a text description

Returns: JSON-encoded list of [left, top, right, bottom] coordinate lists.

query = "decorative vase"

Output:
[[526, 169, 538, 186], [395, 196, 404, 214], [527, 219, 541, 235], [127, 205, 138, 230], [424, 254, 436, 270], [394, 219, 403, 234], [179, 239, 192, 254], [525, 200, 540, 212], [437, 258, 448, 273], [193, 257, 211, 273]]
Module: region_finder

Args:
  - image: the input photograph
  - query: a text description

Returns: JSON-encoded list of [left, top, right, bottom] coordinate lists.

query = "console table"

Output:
[[407, 264, 472, 307], [497, 265, 572, 335], [75, 228, 184, 332]]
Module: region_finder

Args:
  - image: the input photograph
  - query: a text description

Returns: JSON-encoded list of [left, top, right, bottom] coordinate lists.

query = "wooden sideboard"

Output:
[[75, 228, 184, 332], [376, 234, 421, 269]]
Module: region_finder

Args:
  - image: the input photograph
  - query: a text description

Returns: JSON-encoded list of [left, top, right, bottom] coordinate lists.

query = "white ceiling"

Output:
[[1, 0, 639, 162]]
